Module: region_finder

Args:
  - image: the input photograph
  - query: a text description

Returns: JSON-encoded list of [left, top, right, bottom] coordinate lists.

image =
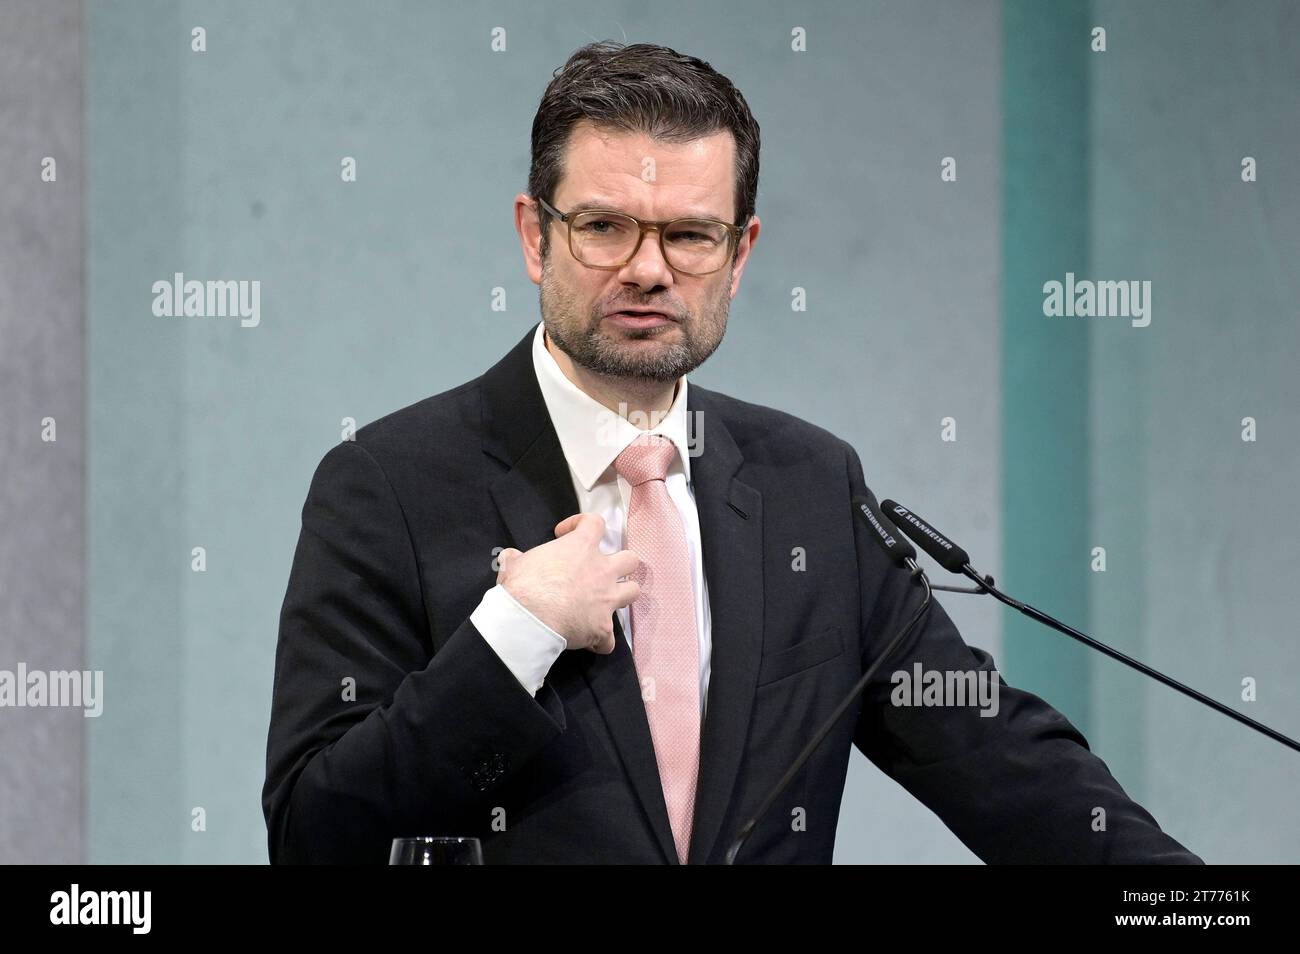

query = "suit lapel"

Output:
[[478, 328, 765, 865]]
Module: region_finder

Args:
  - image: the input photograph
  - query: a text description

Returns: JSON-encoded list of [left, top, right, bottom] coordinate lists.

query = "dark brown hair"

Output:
[[528, 41, 761, 260]]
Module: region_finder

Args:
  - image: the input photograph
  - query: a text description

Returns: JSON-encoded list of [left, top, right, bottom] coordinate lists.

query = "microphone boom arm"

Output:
[[955, 562, 1300, 755]]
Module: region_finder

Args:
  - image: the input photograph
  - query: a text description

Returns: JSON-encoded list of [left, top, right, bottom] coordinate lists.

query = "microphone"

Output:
[[852, 496, 917, 567], [868, 497, 990, 595], [882, 498, 1300, 755], [880, 500, 969, 573], [724, 494, 933, 864]]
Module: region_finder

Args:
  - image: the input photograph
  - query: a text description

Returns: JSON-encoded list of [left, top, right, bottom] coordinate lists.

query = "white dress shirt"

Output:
[[470, 321, 713, 719]]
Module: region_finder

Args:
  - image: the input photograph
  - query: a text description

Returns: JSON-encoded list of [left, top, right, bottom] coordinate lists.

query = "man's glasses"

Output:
[[536, 196, 744, 276]]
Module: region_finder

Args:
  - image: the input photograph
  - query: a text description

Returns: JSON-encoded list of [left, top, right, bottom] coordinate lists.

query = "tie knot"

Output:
[[614, 433, 677, 486]]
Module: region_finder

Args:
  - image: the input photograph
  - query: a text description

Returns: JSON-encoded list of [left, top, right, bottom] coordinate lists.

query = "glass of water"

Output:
[[388, 836, 484, 865]]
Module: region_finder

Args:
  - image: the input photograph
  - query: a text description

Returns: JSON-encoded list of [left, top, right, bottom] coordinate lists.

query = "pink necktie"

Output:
[[614, 433, 701, 865]]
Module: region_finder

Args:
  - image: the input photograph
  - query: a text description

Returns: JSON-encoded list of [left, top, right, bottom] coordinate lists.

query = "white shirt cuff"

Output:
[[470, 584, 568, 696]]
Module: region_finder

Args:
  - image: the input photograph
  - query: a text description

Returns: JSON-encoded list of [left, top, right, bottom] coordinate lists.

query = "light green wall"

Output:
[[1087, 0, 1300, 862]]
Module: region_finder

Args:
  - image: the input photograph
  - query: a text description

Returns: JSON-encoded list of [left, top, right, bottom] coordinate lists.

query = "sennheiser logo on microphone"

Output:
[[891, 505, 954, 552], [857, 502, 897, 548]]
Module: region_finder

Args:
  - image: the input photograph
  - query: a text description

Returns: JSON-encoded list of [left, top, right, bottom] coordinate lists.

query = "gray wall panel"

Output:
[[0, 0, 85, 865]]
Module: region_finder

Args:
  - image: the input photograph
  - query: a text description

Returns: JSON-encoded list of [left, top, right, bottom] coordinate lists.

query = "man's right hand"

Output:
[[495, 513, 641, 655]]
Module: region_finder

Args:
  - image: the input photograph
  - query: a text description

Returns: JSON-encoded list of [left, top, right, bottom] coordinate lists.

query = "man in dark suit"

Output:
[[262, 41, 1202, 864]]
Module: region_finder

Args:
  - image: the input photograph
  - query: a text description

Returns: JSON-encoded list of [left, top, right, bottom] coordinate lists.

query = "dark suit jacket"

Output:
[[262, 326, 1203, 864]]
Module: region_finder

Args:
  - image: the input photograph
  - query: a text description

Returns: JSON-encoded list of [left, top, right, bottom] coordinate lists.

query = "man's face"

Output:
[[520, 122, 759, 384]]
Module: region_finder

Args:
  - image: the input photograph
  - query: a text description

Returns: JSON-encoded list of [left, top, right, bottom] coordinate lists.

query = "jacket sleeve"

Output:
[[841, 442, 1204, 864], [262, 439, 566, 864]]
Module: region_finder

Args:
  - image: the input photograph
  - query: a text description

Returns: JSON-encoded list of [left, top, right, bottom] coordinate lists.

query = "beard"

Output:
[[538, 251, 731, 383]]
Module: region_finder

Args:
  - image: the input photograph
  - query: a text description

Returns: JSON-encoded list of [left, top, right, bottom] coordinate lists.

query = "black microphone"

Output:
[[853, 495, 917, 567], [724, 494, 933, 864], [880, 500, 969, 573], [883, 498, 1300, 755]]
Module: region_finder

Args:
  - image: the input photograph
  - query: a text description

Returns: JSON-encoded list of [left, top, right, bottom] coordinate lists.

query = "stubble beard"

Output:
[[538, 249, 731, 384]]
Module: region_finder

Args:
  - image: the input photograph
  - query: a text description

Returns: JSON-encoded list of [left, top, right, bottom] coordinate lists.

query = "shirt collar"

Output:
[[531, 321, 692, 491]]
